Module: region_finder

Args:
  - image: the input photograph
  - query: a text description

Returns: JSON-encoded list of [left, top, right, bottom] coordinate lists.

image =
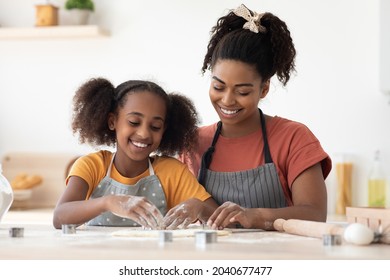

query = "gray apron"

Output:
[[198, 109, 288, 209], [87, 154, 167, 226]]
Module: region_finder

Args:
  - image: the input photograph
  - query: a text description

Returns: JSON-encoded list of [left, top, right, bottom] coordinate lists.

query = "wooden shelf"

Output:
[[0, 25, 108, 39]]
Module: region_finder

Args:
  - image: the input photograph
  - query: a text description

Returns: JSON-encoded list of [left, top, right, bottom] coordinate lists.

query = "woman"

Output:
[[180, 4, 332, 230]]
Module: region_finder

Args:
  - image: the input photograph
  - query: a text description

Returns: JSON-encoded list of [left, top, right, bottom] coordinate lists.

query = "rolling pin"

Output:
[[273, 218, 381, 245], [273, 218, 344, 238]]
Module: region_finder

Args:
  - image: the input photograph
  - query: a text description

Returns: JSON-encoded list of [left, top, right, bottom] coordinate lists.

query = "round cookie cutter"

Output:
[[195, 230, 218, 247], [323, 234, 342, 246], [62, 224, 77, 234], [159, 231, 173, 243], [9, 227, 24, 238]]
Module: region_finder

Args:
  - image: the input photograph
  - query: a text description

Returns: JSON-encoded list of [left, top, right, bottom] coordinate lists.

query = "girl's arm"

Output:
[[52, 176, 164, 229], [199, 197, 220, 222], [53, 176, 103, 228], [163, 197, 219, 230]]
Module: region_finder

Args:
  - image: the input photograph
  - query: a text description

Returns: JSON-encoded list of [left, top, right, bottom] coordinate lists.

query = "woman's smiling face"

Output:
[[209, 59, 269, 128]]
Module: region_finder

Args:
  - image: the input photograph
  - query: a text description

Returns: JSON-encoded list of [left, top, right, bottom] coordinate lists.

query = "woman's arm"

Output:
[[207, 163, 327, 230]]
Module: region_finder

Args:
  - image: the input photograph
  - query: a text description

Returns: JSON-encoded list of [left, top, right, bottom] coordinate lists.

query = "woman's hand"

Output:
[[108, 195, 164, 229], [207, 201, 260, 229], [162, 198, 203, 230]]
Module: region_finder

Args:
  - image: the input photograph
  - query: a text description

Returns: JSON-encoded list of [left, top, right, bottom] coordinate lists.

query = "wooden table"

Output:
[[1, 209, 389, 260]]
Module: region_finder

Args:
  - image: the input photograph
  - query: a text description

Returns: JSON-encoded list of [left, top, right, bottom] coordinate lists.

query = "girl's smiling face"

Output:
[[209, 59, 269, 133], [109, 91, 166, 164]]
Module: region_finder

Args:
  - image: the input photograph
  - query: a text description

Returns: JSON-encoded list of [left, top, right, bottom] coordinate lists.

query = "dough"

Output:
[[112, 228, 231, 238]]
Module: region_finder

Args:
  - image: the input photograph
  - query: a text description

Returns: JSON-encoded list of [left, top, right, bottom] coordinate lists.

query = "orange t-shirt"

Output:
[[68, 151, 211, 210], [179, 116, 332, 196]]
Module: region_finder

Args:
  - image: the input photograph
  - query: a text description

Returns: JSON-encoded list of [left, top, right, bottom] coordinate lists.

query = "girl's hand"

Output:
[[207, 201, 259, 229], [162, 198, 203, 230], [108, 195, 164, 229]]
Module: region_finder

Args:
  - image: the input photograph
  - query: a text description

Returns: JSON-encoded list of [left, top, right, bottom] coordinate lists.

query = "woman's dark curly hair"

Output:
[[71, 78, 199, 156], [202, 6, 296, 86]]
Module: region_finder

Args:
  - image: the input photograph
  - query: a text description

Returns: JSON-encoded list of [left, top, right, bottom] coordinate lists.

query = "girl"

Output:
[[53, 78, 218, 229], [180, 4, 332, 230]]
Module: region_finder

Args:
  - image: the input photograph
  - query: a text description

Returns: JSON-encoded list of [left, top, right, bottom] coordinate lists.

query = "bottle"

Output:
[[0, 164, 14, 223], [368, 150, 387, 207]]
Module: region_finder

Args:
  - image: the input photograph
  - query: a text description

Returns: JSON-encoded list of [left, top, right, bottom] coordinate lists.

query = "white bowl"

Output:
[[13, 189, 33, 201]]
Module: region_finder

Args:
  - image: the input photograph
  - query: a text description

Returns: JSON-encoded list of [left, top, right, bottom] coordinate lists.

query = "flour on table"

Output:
[[111, 228, 230, 238]]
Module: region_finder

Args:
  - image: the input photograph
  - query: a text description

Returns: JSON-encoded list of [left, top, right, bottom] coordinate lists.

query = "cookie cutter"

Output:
[[159, 231, 173, 243], [9, 227, 24, 238], [323, 234, 342, 246], [195, 230, 218, 246], [62, 224, 77, 234]]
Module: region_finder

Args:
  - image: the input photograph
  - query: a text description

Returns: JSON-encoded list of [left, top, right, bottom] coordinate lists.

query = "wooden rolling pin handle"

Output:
[[273, 218, 344, 239], [273, 218, 286, 232]]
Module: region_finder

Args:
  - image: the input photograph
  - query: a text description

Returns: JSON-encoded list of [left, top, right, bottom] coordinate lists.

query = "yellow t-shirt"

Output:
[[67, 150, 211, 210]]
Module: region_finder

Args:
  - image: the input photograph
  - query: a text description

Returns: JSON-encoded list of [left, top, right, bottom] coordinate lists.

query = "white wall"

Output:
[[1, 0, 389, 211]]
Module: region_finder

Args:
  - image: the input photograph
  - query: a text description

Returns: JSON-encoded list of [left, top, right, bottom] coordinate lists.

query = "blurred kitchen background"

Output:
[[0, 0, 389, 213]]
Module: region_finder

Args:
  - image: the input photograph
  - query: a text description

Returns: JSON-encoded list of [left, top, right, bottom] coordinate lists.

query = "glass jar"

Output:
[[335, 154, 353, 215], [0, 164, 14, 223]]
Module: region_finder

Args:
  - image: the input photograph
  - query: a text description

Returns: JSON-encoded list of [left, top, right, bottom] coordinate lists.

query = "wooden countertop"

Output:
[[1, 209, 389, 260]]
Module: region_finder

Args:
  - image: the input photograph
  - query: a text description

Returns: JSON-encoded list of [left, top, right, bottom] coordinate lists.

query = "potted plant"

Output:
[[64, 0, 94, 25], [65, 0, 94, 11]]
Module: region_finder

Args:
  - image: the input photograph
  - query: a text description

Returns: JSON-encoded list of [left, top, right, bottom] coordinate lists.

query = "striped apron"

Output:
[[87, 154, 167, 226], [198, 109, 288, 208]]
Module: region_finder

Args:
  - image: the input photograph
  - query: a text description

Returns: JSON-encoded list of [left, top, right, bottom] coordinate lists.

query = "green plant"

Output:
[[65, 0, 94, 11]]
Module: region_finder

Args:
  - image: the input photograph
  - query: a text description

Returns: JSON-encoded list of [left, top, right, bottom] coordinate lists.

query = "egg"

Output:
[[343, 223, 374, 245]]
